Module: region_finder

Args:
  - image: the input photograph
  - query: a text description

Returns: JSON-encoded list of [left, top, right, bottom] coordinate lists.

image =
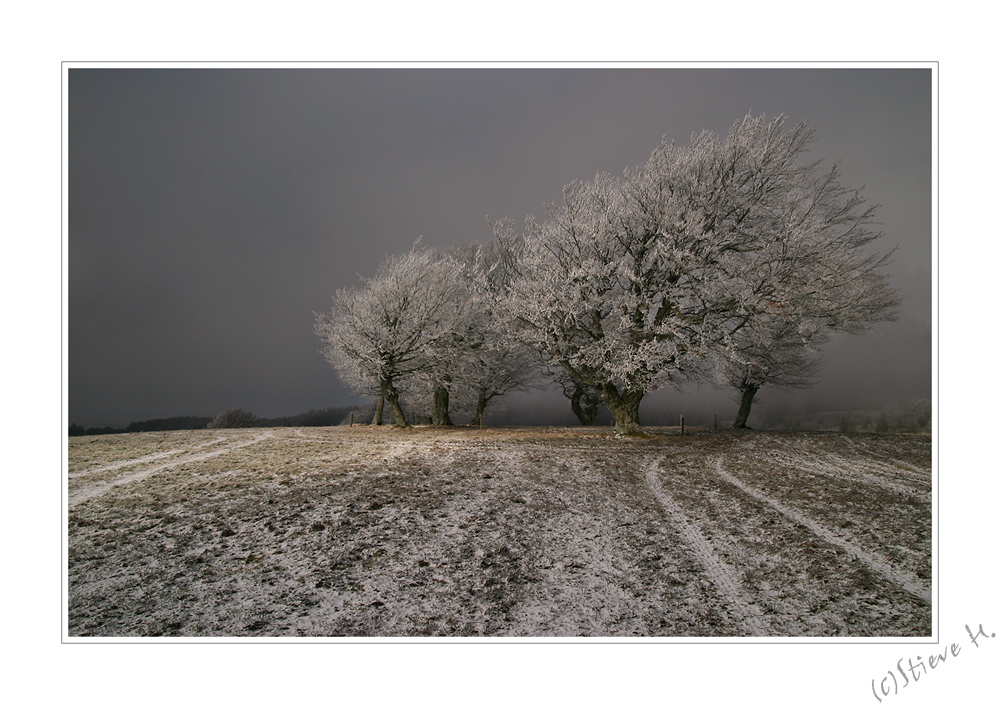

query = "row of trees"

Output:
[[314, 242, 540, 428], [315, 115, 899, 435]]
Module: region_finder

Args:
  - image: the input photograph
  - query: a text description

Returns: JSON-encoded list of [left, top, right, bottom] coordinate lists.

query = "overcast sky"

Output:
[[68, 67, 931, 427]]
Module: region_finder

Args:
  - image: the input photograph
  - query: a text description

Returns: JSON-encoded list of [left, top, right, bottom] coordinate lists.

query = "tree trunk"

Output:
[[602, 384, 645, 436], [470, 389, 487, 427], [569, 383, 600, 425], [372, 394, 385, 426], [732, 384, 758, 429], [431, 384, 453, 426], [381, 382, 409, 428]]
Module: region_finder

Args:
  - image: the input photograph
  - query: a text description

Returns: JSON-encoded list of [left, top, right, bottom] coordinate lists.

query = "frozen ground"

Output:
[[67, 426, 932, 638]]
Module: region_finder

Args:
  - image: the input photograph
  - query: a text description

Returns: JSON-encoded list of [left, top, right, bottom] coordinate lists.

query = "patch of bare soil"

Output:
[[66, 427, 931, 638]]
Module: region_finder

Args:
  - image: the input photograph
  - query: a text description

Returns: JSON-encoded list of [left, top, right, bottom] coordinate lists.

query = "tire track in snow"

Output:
[[841, 437, 931, 475], [69, 432, 274, 508], [709, 457, 931, 606], [644, 459, 771, 637], [69, 437, 227, 479], [68, 449, 186, 479], [765, 448, 929, 501], [791, 436, 931, 484]]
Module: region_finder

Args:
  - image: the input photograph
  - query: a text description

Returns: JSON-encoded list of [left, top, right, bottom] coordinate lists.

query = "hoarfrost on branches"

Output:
[[315, 243, 540, 427], [498, 114, 899, 435], [705, 118, 900, 427], [315, 114, 899, 436], [314, 246, 471, 428], [444, 242, 543, 426]]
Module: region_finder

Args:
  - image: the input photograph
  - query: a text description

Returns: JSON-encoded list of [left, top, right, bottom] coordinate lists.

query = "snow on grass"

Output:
[[67, 427, 932, 638], [710, 457, 931, 606], [68, 431, 273, 508], [645, 459, 771, 636], [755, 445, 928, 500], [68, 449, 188, 479]]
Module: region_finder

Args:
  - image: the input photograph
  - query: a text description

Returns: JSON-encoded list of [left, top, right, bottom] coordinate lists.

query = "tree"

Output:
[[499, 167, 720, 435], [552, 370, 603, 425], [706, 118, 899, 428], [450, 241, 542, 426], [499, 114, 898, 435], [406, 247, 490, 426], [462, 338, 540, 427], [314, 246, 470, 428], [717, 256, 897, 430], [716, 316, 827, 429]]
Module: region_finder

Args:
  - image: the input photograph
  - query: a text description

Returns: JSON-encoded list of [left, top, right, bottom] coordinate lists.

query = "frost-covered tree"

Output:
[[707, 118, 900, 428], [447, 241, 542, 426], [414, 254, 481, 426], [314, 246, 471, 428], [461, 336, 540, 427], [718, 255, 898, 429], [500, 114, 898, 435], [716, 317, 827, 429], [499, 171, 721, 435]]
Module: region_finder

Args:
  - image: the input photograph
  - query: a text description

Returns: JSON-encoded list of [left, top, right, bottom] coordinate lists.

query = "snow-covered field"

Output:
[[66, 426, 932, 638]]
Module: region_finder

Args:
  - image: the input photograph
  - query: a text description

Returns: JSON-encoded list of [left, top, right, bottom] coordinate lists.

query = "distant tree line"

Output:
[[754, 398, 932, 433], [68, 406, 359, 436], [258, 406, 358, 428], [315, 114, 899, 435], [70, 416, 215, 436], [126, 416, 215, 433], [205, 406, 360, 429], [838, 398, 932, 434], [68, 424, 126, 437]]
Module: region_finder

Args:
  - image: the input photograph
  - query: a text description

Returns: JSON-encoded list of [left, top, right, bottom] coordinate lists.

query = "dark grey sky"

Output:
[[68, 68, 931, 427]]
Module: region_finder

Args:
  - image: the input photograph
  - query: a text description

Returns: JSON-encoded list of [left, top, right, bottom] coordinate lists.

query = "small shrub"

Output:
[[208, 407, 259, 429]]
